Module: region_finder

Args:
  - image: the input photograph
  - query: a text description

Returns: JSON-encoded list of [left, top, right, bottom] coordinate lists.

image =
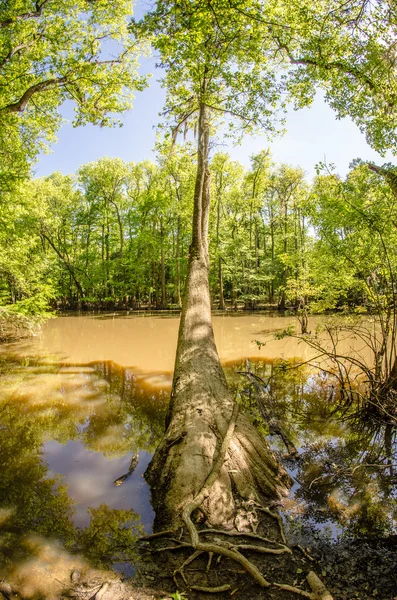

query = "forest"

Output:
[[2, 152, 397, 318], [0, 1, 397, 600]]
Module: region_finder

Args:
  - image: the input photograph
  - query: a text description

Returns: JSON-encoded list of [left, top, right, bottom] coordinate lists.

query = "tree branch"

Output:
[[0, 0, 51, 29], [274, 36, 376, 91], [0, 77, 67, 113]]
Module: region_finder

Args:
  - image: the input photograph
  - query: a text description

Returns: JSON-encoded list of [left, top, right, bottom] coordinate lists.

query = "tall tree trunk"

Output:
[[110, 198, 124, 256], [145, 102, 288, 531], [278, 197, 288, 311], [216, 180, 225, 310], [175, 216, 182, 307], [40, 232, 84, 299], [218, 256, 225, 310], [160, 226, 167, 309], [270, 211, 275, 304]]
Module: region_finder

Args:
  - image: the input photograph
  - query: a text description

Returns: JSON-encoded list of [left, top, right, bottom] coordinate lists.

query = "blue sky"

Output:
[[35, 7, 395, 181]]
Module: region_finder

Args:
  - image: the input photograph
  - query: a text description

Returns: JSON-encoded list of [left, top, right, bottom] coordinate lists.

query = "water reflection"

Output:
[[226, 358, 397, 541], [0, 356, 167, 584], [0, 323, 396, 592]]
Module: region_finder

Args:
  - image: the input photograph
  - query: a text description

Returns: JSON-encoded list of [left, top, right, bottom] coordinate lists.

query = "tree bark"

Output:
[[145, 102, 289, 531]]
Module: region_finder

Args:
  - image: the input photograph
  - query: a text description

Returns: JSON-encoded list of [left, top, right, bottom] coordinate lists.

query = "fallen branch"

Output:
[[293, 544, 315, 561], [190, 584, 231, 593], [307, 571, 333, 600]]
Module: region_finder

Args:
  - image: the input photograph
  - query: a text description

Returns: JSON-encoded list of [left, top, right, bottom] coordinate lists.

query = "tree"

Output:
[[264, 0, 397, 152], [0, 0, 147, 185], [135, 0, 296, 536], [209, 153, 244, 309], [307, 163, 397, 422]]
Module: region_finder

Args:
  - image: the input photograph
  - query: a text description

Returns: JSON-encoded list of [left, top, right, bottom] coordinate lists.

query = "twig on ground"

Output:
[[293, 544, 315, 561], [273, 582, 313, 598], [206, 551, 213, 572], [190, 584, 232, 593]]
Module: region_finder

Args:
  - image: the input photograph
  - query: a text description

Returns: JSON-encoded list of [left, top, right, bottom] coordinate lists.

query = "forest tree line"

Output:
[[1, 146, 396, 315]]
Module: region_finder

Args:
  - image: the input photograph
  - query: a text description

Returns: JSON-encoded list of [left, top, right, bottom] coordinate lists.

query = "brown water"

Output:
[[0, 313, 395, 586], [3, 312, 375, 384]]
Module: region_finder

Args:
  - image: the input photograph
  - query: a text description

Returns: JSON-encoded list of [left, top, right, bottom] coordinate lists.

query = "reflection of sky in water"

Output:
[[44, 440, 154, 532], [1, 313, 395, 577]]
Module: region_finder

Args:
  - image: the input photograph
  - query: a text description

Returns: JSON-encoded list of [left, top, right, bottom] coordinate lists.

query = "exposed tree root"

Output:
[[177, 403, 272, 589], [143, 401, 334, 598], [139, 530, 174, 541], [254, 505, 287, 544], [174, 550, 203, 586], [146, 542, 192, 553], [199, 528, 290, 550], [233, 543, 290, 556], [181, 403, 240, 547], [194, 542, 271, 588]]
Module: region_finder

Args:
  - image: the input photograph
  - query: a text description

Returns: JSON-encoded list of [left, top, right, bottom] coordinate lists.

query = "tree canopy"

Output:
[[0, 0, 147, 186]]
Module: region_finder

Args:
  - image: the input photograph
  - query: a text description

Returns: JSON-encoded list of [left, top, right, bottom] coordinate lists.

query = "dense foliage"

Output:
[[1, 150, 396, 316], [1, 0, 396, 320]]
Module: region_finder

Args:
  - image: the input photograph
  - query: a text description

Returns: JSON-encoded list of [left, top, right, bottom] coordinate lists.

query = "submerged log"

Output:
[[114, 453, 139, 486]]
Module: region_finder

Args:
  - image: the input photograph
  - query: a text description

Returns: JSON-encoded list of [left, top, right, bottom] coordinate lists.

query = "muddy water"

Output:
[[4, 312, 374, 384], [0, 313, 395, 585]]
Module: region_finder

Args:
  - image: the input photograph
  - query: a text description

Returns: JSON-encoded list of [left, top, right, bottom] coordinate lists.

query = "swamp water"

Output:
[[0, 313, 396, 596]]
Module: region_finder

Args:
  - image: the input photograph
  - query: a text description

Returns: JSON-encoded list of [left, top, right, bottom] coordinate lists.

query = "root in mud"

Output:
[[140, 402, 334, 600]]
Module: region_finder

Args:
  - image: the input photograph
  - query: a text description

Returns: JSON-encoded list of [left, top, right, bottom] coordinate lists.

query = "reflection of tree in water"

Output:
[[2, 351, 395, 594], [226, 358, 397, 539], [82, 361, 167, 456], [0, 356, 164, 580]]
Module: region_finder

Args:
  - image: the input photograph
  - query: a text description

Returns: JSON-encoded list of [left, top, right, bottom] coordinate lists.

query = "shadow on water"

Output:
[[0, 348, 396, 597]]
